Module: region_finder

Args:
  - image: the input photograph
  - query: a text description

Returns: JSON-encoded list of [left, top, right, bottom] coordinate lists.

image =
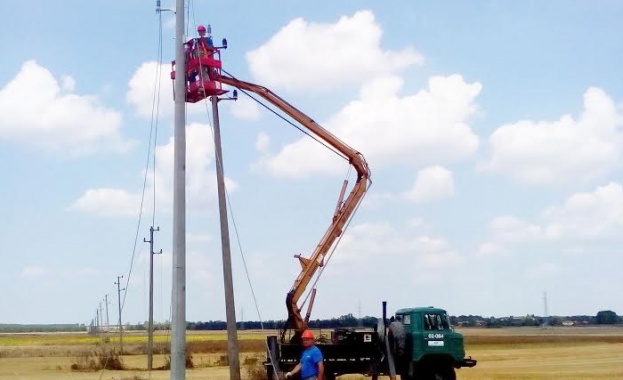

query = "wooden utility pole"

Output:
[[144, 226, 162, 370]]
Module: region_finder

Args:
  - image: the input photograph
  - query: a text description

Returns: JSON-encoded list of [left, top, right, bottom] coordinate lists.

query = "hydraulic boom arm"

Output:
[[218, 76, 371, 337]]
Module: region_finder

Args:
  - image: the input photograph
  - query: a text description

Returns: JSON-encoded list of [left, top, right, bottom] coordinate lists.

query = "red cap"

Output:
[[197, 25, 206, 32]]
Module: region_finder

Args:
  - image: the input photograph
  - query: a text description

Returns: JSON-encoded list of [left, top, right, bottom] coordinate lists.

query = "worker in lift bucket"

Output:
[[285, 330, 325, 380], [193, 24, 214, 58], [188, 24, 216, 85], [186, 25, 214, 83]]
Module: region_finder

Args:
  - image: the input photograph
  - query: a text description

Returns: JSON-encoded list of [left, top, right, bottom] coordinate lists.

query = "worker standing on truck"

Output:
[[285, 330, 325, 380], [388, 316, 406, 357]]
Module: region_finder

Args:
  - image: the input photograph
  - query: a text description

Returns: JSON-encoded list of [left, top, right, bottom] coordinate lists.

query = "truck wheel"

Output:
[[429, 367, 455, 380]]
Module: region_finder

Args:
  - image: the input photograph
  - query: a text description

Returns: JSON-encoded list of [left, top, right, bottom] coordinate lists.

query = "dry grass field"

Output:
[[1, 327, 622, 380]]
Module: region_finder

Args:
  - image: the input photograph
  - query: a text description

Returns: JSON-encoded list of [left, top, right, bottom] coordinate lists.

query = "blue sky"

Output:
[[1, 1, 622, 325]]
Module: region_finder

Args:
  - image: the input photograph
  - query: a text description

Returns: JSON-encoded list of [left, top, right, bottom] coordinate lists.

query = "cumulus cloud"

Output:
[[0, 60, 130, 154], [126, 61, 175, 117], [475, 242, 508, 258], [486, 182, 623, 245], [332, 221, 464, 271], [68, 188, 143, 217], [490, 215, 545, 242], [21, 267, 49, 278], [258, 74, 481, 178], [255, 132, 270, 152], [70, 123, 238, 217], [542, 182, 623, 239], [246, 10, 423, 92], [126, 61, 218, 118], [404, 166, 455, 203], [224, 94, 261, 120], [484, 87, 623, 184]]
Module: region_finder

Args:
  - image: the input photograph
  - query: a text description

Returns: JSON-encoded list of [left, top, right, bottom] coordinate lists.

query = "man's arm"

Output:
[[286, 363, 301, 378], [316, 360, 324, 380]]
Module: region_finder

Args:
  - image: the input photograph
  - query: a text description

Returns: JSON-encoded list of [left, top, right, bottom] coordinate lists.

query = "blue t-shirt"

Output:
[[300, 345, 323, 378]]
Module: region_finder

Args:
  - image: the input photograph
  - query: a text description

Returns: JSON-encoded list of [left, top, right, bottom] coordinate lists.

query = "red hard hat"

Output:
[[197, 25, 206, 32], [301, 330, 314, 339]]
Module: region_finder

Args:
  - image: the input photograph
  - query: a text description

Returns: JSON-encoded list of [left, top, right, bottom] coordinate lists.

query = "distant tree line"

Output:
[[1, 310, 620, 333], [0, 323, 86, 333]]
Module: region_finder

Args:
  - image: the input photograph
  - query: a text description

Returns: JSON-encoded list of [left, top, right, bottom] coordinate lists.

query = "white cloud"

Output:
[[490, 215, 545, 242], [259, 74, 481, 178], [0, 60, 129, 154], [414, 236, 464, 267], [255, 132, 270, 152], [246, 10, 423, 92], [476, 242, 508, 258], [70, 123, 238, 217], [332, 221, 463, 271], [68, 188, 142, 217], [21, 267, 49, 278], [60, 75, 75, 92], [126, 61, 214, 118], [542, 182, 623, 239], [152, 123, 238, 212], [404, 165, 455, 203], [406, 217, 427, 229], [487, 182, 623, 244], [225, 94, 261, 120], [484, 87, 623, 184], [126, 61, 174, 118]]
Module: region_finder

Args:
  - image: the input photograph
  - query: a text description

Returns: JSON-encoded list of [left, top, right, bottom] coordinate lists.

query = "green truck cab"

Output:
[[391, 307, 477, 380]]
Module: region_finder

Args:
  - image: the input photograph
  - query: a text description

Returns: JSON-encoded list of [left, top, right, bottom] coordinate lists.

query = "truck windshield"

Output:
[[423, 313, 450, 330]]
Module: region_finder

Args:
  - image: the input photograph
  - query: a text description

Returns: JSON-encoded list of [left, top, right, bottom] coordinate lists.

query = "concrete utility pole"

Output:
[[144, 226, 162, 371], [115, 275, 126, 353], [99, 302, 104, 333], [96, 308, 100, 332], [171, 0, 187, 377], [104, 294, 110, 333], [211, 94, 241, 380]]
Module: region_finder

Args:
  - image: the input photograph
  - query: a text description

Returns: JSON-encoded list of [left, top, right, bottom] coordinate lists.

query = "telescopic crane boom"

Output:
[[218, 76, 371, 338]]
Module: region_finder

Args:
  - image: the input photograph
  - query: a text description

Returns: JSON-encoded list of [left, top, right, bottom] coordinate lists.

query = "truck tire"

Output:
[[427, 366, 455, 380]]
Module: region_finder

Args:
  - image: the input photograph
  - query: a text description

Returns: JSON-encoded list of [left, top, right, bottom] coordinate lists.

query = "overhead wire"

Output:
[[98, 7, 166, 380], [121, 0, 166, 312], [221, 69, 349, 163], [97, 6, 164, 368]]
